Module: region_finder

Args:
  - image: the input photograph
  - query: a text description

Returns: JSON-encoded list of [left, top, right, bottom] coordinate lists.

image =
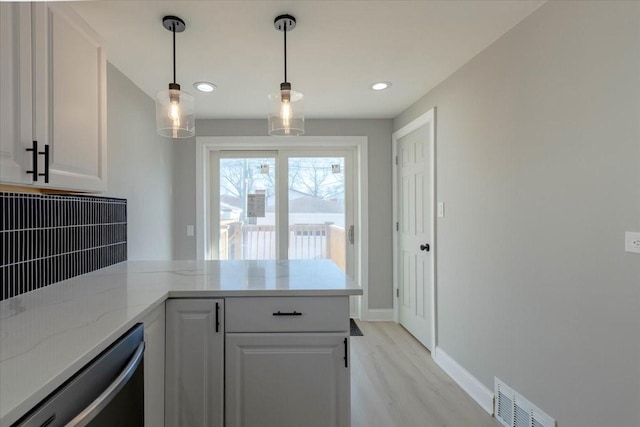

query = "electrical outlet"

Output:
[[437, 202, 445, 218], [187, 225, 195, 237], [625, 231, 640, 253]]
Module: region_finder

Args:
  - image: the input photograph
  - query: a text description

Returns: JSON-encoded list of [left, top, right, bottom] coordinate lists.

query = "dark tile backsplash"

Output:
[[0, 192, 127, 301]]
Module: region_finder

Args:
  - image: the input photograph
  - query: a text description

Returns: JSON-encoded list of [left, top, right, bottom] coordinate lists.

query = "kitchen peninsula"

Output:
[[0, 260, 362, 427]]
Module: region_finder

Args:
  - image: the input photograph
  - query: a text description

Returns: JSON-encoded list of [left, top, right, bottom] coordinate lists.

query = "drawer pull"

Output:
[[272, 311, 302, 316]]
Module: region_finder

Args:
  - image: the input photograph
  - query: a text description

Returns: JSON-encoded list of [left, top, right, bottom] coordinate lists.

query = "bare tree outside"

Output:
[[219, 156, 347, 265], [220, 157, 345, 208], [288, 158, 345, 201], [220, 158, 275, 221]]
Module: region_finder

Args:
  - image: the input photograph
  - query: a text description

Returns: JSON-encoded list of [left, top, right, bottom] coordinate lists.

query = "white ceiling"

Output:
[[69, 1, 544, 119]]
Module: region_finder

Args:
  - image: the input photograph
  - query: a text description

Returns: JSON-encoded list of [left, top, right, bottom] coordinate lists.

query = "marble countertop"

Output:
[[0, 260, 362, 426]]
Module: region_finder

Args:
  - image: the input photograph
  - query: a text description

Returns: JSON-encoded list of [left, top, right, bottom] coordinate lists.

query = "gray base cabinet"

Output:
[[165, 299, 224, 427], [225, 332, 350, 427], [164, 296, 350, 427], [225, 296, 351, 427], [142, 304, 165, 427]]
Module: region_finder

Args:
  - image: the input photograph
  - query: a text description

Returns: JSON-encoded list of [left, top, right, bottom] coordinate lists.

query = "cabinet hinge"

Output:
[[396, 222, 399, 231], [396, 288, 399, 298], [395, 155, 398, 165]]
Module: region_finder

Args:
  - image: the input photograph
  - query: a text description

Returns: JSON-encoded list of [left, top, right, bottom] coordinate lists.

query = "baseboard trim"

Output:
[[364, 309, 394, 321], [433, 347, 494, 415]]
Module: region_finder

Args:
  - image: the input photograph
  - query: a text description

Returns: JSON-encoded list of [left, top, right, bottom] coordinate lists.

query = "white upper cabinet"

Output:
[[0, 3, 32, 185], [0, 2, 107, 192]]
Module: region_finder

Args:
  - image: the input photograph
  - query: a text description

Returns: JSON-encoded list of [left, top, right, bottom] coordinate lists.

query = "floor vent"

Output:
[[495, 378, 556, 427]]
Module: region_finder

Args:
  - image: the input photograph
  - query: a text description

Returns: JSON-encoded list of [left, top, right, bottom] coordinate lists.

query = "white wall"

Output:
[[106, 62, 174, 260], [172, 119, 394, 309], [394, 2, 640, 426]]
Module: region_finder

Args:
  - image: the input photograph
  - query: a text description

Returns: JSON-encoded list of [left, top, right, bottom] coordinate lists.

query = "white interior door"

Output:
[[395, 114, 434, 350]]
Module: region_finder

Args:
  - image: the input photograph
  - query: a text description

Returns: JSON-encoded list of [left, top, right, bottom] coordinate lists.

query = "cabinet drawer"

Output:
[[225, 296, 349, 333]]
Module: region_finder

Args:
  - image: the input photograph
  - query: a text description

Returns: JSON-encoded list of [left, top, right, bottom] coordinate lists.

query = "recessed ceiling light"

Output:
[[371, 81, 391, 91], [193, 81, 217, 93]]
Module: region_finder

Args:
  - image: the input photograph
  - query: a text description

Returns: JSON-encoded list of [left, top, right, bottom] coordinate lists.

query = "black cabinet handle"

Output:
[[420, 243, 430, 252], [215, 302, 220, 333], [26, 140, 38, 182], [39, 144, 49, 183], [344, 337, 348, 368], [272, 311, 302, 316]]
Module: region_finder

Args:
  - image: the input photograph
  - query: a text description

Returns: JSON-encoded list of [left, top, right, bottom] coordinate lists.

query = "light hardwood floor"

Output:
[[350, 321, 501, 427]]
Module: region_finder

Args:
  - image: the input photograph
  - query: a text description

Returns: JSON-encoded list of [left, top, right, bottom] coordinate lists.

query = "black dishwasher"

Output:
[[14, 324, 145, 427]]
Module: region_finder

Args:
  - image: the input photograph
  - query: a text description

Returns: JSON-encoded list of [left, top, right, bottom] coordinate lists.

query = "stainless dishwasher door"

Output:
[[14, 324, 145, 427]]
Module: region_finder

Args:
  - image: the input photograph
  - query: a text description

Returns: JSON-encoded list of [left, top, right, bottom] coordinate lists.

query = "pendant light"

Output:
[[156, 16, 195, 138], [268, 14, 304, 136]]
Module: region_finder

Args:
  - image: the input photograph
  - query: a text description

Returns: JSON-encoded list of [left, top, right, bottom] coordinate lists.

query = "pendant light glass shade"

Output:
[[269, 14, 304, 136], [156, 16, 195, 139], [156, 85, 195, 138], [268, 85, 304, 136]]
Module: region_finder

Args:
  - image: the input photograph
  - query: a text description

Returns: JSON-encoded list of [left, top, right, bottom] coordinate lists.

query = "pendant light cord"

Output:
[[283, 21, 288, 83], [172, 23, 177, 84]]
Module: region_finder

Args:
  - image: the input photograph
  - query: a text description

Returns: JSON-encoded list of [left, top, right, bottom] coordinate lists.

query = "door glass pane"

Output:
[[219, 156, 276, 260], [287, 157, 346, 271]]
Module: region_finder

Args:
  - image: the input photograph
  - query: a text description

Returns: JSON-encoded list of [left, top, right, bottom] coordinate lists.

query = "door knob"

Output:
[[420, 243, 430, 252]]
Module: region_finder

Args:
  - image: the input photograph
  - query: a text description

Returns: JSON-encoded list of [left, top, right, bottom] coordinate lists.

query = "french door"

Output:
[[214, 150, 355, 282]]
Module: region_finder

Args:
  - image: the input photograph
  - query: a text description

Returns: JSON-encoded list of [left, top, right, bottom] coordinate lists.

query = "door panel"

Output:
[[287, 156, 347, 266], [0, 3, 31, 185], [397, 122, 433, 350], [218, 155, 277, 260], [165, 299, 224, 427], [225, 333, 350, 427], [32, 3, 106, 191]]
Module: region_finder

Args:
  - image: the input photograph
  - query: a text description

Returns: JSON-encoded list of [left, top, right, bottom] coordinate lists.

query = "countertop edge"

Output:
[[167, 289, 363, 298]]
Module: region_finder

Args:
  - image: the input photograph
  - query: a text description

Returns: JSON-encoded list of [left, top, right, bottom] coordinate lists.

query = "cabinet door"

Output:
[[0, 3, 32, 185], [226, 333, 351, 427], [166, 299, 224, 427], [32, 3, 107, 192], [143, 304, 165, 427]]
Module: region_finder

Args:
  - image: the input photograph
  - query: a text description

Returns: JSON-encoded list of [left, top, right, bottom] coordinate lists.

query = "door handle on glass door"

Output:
[[348, 226, 354, 244]]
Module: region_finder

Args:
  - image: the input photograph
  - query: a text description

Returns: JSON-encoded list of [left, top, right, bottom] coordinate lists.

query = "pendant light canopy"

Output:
[[156, 16, 195, 139], [268, 14, 304, 136]]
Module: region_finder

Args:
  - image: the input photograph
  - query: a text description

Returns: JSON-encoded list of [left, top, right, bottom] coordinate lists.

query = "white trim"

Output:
[[391, 108, 437, 351], [357, 139, 369, 322], [434, 347, 494, 415], [197, 136, 366, 149], [195, 138, 206, 260], [364, 309, 394, 321], [195, 136, 369, 321]]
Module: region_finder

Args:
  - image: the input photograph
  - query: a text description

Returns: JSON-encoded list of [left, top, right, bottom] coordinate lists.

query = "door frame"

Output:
[[392, 108, 437, 351], [196, 136, 369, 320]]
